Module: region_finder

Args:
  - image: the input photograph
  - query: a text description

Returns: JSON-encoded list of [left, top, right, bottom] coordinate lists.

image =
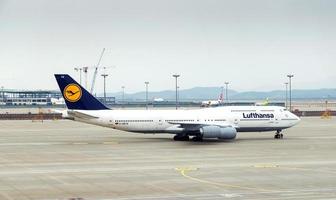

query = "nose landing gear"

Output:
[[274, 130, 283, 139]]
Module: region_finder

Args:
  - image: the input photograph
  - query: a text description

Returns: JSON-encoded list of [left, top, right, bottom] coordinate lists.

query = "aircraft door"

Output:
[[274, 114, 279, 125], [234, 118, 239, 126], [268, 112, 279, 127], [231, 113, 240, 127], [156, 118, 164, 131], [228, 114, 239, 127]]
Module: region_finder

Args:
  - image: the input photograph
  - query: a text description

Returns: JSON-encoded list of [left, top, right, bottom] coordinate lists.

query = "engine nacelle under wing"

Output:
[[200, 126, 237, 139]]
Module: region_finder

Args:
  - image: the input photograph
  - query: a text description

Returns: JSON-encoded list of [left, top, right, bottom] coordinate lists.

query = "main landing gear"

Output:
[[274, 130, 283, 139], [173, 134, 204, 142], [191, 136, 203, 142], [173, 134, 190, 141]]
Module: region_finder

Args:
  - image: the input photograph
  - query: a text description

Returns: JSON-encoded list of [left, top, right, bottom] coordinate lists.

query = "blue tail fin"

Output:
[[54, 74, 109, 110]]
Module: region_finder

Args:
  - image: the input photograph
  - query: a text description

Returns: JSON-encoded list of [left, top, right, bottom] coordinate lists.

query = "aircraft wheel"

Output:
[[173, 135, 189, 141], [192, 136, 203, 142], [182, 135, 190, 141], [274, 130, 283, 139], [173, 135, 180, 141]]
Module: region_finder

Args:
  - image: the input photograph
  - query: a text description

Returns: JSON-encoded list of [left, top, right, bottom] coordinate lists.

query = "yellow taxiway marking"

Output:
[[102, 141, 118, 145], [253, 164, 279, 168], [71, 142, 118, 145], [175, 167, 275, 192], [72, 142, 88, 145]]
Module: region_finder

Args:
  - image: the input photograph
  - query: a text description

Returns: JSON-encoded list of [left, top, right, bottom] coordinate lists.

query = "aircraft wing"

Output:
[[67, 110, 99, 119], [52, 109, 97, 120], [51, 109, 74, 119], [168, 121, 237, 131]]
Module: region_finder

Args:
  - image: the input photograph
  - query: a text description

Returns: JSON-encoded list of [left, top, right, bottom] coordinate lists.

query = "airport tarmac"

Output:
[[0, 117, 335, 200]]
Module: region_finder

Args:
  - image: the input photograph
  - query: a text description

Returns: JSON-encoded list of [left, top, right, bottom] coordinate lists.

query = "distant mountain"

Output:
[[106, 87, 237, 101], [232, 89, 336, 100], [104, 88, 336, 101]]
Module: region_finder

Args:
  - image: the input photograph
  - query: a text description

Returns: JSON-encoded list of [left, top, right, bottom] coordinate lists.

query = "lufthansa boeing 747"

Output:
[[55, 74, 300, 141]]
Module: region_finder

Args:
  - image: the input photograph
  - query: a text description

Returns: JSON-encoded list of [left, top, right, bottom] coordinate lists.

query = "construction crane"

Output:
[[77, 65, 115, 92], [90, 48, 105, 94]]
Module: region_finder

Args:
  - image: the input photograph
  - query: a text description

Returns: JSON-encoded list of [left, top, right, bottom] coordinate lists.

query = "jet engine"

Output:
[[200, 126, 237, 139]]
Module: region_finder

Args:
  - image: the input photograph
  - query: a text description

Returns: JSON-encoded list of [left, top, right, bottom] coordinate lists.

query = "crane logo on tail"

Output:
[[64, 84, 82, 102]]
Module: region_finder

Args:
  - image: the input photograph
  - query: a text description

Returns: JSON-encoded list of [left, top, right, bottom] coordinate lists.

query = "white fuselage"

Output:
[[69, 106, 300, 134]]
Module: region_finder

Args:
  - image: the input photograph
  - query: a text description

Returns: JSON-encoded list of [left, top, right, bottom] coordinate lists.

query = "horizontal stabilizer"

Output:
[[67, 110, 99, 119]]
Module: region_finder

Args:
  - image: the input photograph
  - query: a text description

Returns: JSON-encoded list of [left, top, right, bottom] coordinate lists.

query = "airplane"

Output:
[[55, 74, 301, 141], [201, 99, 221, 107], [153, 98, 165, 102], [201, 91, 224, 107], [255, 98, 269, 106]]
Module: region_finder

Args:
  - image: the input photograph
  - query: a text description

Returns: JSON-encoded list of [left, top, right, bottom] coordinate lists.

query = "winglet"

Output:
[[54, 74, 109, 110]]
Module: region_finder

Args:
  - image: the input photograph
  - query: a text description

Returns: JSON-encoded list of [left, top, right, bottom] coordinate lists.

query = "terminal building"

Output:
[[0, 89, 115, 106], [0, 89, 64, 106]]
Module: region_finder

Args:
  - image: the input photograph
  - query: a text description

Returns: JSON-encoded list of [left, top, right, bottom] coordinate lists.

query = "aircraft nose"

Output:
[[293, 113, 301, 124]]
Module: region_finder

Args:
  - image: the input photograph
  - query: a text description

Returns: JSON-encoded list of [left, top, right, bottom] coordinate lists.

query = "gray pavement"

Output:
[[0, 117, 335, 200]]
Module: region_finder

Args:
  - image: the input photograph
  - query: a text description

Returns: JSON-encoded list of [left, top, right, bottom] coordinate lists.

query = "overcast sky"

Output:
[[0, 0, 335, 93]]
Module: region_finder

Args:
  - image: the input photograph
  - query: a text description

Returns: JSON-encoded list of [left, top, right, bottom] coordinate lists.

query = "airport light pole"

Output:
[[220, 86, 224, 105], [121, 86, 125, 107], [225, 82, 229, 104], [287, 75, 294, 112], [101, 73, 108, 104], [74, 67, 82, 84], [1, 86, 4, 103], [284, 82, 288, 109], [145, 82, 149, 109], [172, 74, 180, 110], [177, 86, 180, 106]]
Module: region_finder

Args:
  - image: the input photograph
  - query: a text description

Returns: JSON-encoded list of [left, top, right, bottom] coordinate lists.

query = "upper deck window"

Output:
[[231, 110, 256, 112]]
